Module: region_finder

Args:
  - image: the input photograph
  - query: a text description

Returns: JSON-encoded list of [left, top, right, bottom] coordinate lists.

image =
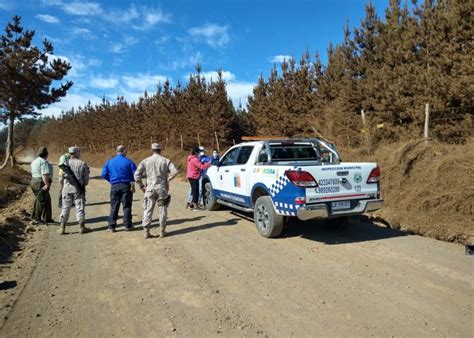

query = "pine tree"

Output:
[[0, 16, 72, 168]]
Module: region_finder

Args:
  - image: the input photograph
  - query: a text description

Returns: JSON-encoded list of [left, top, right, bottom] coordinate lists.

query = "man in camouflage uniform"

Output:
[[59, 147, 91, 235], [134, 143, 178, 239]]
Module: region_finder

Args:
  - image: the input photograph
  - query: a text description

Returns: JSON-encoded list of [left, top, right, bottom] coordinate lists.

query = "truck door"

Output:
[[228, 146, 254, 206], [215, 146, 240, 193], [216, 146, 253, 207]]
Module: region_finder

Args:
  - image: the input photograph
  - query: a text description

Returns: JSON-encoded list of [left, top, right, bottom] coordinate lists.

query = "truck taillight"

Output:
[[367, 166, 380, 183], [285, 170, 318, 188], [295, 196, 306, 205]]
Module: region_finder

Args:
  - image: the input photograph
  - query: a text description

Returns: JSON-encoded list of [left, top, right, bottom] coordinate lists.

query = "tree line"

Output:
[[28, 66, 240, 151], [4, 0, 473, 159]]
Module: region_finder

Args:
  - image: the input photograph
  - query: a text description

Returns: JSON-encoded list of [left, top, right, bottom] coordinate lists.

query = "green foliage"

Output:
[[22, 0, 474, 151], [0, 16, 72, 120], [247, 0, 473, 145], [30, 66, 239, 150], [0, 16, 72, 167]]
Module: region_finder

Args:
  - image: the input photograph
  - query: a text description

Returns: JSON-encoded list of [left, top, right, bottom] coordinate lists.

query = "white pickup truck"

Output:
[[203, 138, 383, 238]]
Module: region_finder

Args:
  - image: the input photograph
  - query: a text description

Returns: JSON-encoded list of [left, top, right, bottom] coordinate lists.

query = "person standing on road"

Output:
[[187, 146, 211, 210], [57, 152, 70, 208], [59, 147, 91, 235], [211, 149, 220, 166], [134, 143, 178, 239], [198, 146, 211, 205], [101, 145, 137, 232], [30, 147, 54, 224], [185, 146, 210, 208]]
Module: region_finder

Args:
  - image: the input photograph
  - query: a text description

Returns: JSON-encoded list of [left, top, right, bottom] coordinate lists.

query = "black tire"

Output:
[[254, 196, 284, 238], [204, 182, 221, 211]]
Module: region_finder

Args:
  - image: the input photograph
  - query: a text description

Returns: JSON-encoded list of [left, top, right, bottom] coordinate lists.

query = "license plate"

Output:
[[331, 200, 351, 210]]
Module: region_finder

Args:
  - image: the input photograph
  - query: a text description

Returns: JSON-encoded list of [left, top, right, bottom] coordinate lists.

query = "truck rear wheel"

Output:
[[204, 182, 221, 211], [254, 196, 284, 238]]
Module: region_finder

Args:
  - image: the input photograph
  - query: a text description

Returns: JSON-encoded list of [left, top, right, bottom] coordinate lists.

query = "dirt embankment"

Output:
[[0, 165, 30, 209], [341, 139, 474, 244]]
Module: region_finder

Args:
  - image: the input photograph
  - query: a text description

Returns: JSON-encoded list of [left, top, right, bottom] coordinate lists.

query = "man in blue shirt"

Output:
[[101, 145, 137, 232]]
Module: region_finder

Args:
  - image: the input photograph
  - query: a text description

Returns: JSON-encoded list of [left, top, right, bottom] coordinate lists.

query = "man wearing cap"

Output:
[[59, 147, 91, 235], [30, 146, 54, 224], [134, 143, 178, 239], [101, 145, 137, 232], [57, 151, 70, 208]]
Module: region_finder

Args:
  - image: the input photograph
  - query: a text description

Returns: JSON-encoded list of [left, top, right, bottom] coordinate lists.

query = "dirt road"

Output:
[[1, 167, 472, 337]]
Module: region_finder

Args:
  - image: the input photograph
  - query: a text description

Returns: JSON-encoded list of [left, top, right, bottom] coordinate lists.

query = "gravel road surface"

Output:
[[0, 167, 472, 337]]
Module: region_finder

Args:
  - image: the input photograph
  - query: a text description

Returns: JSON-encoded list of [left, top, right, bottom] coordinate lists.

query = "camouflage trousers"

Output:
[[142, 191, 171, 229], [60, 192, 85, 225]]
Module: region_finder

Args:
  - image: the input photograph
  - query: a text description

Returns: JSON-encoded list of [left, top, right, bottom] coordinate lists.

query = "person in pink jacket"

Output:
[[187, 147, 212, 209]]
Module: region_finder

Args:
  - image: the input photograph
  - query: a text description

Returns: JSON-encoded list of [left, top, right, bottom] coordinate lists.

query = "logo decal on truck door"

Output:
[[354, 172, 362, 183], [234, 173, 241, 187]]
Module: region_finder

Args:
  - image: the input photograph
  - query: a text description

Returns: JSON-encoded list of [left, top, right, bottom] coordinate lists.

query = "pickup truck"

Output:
[[202, 138, 383, 238]]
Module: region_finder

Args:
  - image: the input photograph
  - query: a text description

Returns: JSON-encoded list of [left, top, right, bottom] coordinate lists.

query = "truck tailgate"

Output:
[[304, 163, 379, 206]]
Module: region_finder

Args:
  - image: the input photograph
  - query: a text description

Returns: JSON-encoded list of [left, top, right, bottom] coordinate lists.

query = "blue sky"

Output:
[[0, 0, 389, 116]]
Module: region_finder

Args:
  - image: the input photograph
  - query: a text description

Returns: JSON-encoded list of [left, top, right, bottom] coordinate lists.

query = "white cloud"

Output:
[[90, 76, 119, 89], [188, 24, 230, 48], [104, 5, 171, 30], [38, 91, 103, 117], [0, 0, 12, 10], [133, 9, 171, 30], [111, 36, 138, 53], [170, 51, 202, 70], [46, 53, 101, 78], [270, 55, 292, 63], [200, 71, 236, 82], [36, 14, 59, 23], [110, 4, 139, 23], [121, 74, 167, 91], [62, 1, 102, 16], [72, 27, 96, 39], [186, 68, 254, 107], [155, 35, 170, 45], [43, 34, 62, 44], [226, 81, 255, 107]]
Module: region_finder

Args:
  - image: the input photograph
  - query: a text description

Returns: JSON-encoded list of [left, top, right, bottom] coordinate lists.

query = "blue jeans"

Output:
[[108, 183, 133, 229]]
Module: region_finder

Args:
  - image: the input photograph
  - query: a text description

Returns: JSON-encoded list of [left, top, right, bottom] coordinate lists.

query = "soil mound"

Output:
[[0, 165, 30, 209], [367, 139, 473, 244]]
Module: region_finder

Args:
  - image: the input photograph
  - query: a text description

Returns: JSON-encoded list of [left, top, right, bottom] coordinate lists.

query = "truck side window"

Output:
[[236, 146, 254, 165], [220, 147, 240, 166]]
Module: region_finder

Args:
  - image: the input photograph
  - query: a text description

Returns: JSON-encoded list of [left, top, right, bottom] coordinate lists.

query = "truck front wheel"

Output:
[[204, 182, 221, 211], [254, 196, 284, 238]]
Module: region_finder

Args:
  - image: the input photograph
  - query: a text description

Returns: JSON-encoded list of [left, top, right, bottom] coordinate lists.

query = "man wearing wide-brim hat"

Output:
[[134, 143, 178, 239]]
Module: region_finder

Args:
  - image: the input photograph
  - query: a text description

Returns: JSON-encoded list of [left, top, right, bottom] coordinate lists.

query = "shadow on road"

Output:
[[282, 216, 409, 244], [86, 200, 139, 207], [86, 216, 207, 233], [167, 216, 205, 226], [167, 218, 240, 237], [0, 280, 17, 291], [86, 215, 109, 224]]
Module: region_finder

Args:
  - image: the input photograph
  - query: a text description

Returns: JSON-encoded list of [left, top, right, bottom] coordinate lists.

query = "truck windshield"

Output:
[[258, 144, 320, 163]]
